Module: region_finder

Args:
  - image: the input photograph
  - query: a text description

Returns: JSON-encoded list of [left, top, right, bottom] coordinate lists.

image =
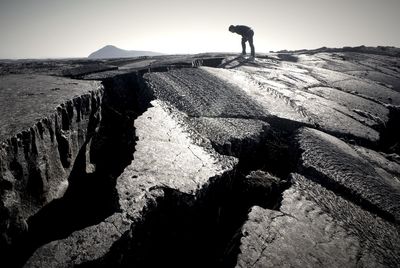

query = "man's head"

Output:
[[229, 25, 235, 32]]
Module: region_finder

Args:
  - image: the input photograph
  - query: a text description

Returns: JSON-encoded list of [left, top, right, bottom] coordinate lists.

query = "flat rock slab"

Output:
[[118, 100, 233, 217], [205, 63, 381, 142], [308, 67, 400, 105], [351, 145, 400, 178], [296, 127, 400, 222], [61, 63, 118, 78], [346, 70, 400, 92], [0, 74, 101, 141], [145, 68, 267, 119], [237, 173, 400, 267], [188, 117, 269, 155], [306, 86, 389, 126], [204, 66, 311, 124]]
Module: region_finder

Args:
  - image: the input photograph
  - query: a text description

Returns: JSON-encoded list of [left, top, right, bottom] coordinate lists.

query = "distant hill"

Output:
[[88, 45, 163, 59]]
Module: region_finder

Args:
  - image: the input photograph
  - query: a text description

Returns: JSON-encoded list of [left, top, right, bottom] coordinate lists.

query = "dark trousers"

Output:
[[241, 30, 255, 57]]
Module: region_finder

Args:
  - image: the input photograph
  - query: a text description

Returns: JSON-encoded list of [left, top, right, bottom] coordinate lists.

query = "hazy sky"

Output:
[[0, 0, 399, 58]]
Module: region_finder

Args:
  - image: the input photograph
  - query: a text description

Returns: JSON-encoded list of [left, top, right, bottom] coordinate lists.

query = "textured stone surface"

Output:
[[188, 117, 269, 156], [117, 100, 234, 217], [204, 59, 388, 142], [0, 74, 102, 140], [145, 68, 267, 119], [296, 127, 400, 222], [237, 173, 400, 268], [0, 75, 103, 249], [24, 213, 125, 268]]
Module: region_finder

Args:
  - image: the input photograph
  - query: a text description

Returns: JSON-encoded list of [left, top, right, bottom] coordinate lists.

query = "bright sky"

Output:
[[0, 0, 399, 58]]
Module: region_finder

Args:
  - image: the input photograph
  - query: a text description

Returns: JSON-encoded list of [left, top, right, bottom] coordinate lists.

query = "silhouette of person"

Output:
[[229, 25, 255, 57]]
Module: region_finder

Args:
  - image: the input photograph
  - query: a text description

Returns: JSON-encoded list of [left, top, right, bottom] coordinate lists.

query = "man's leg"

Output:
[[241, 37, 247, 55], [248, 33, 255, 57]]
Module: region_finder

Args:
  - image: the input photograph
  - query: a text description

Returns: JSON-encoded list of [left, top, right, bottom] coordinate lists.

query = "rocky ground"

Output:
[[1, 47, 400, 267]]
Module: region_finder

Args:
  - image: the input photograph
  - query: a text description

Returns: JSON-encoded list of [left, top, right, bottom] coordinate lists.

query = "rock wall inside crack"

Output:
[[237, 173, 400, 267], [0, 74, 103, 250], [25, 99, 235, 267]]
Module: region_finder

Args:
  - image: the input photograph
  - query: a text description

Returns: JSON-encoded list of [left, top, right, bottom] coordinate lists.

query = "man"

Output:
[[229, 25, 255, 57]]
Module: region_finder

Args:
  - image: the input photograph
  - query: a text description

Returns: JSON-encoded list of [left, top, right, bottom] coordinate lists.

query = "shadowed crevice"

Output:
[[79, 170, 290, 268], [4, 72, 153, 268], [78, 119, 299, 268]]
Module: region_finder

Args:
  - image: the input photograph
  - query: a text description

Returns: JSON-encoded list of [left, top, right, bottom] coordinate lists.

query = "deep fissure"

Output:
[[78, 96, 400, 267], [378, 105, 400, 155], [5, 72, 152, 268], [78, 122, 298, 268], [78, 175, 291, 268]]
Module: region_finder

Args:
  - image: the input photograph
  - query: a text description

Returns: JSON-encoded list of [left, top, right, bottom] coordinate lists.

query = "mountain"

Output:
[[88, 45, 163, 59]]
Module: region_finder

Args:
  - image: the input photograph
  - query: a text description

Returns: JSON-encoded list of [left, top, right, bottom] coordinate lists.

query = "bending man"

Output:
[[229, 25, 255, 57]]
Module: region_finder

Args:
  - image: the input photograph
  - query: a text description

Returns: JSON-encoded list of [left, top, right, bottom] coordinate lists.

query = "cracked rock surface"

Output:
[[296, 127, 400, 222], [237, 173, 400, 268], [1, 47, 400, 267], [24, 100, 234, 267]]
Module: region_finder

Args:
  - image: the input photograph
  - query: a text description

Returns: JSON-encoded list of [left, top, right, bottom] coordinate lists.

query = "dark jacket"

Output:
[[232, 25, 253, 38]]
